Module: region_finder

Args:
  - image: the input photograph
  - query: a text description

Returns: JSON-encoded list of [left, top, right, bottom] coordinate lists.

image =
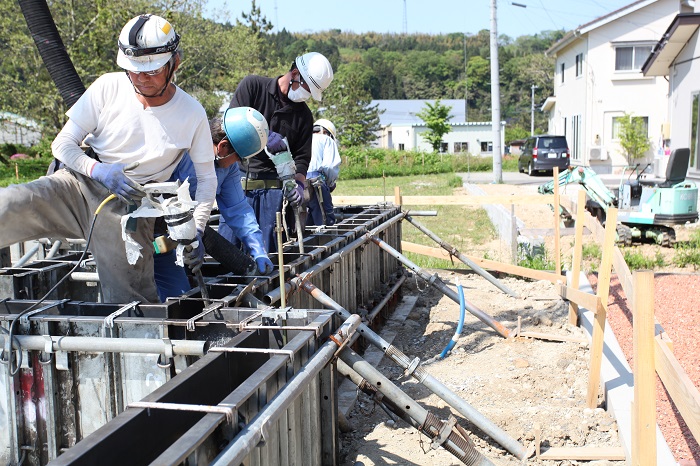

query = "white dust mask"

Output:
[[288, 82, 311, 102]]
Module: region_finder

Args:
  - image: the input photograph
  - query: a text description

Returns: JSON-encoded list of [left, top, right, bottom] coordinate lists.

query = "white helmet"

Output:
[[222, 107, 269, 159], [117, 14, 180, 72], [296, 52, 334, 101], [314, 119, 336, 140]]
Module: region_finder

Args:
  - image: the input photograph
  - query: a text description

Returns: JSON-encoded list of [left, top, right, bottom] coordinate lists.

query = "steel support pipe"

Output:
[[0, 335, 208, 356], [298, 281, 526, 459], [367, 275, 406, 323], [263, 211, 406, 305], [13, 243, 41, 268], [339, 348, 495, 466], [369, 235, 511, 338], [45, 240, 62, 259], [70, 272, 100, 282], [211, 314, 362, 466], [405, 215, 519, 298]]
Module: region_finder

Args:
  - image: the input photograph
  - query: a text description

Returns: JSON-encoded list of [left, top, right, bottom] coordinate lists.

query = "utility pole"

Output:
[[490, 0, 502, 183], [531, 84, 538, 136], [464, 34, 468, 122]]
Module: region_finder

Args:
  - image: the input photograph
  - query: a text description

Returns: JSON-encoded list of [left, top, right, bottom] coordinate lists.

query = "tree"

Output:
[[618, 113, 651, 164], [313, 63, 382, 148], [416, 100, 453, 152]]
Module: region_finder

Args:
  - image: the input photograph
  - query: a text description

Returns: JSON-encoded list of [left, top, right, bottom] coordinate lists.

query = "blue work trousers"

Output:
[[308, 181, 336, 227]]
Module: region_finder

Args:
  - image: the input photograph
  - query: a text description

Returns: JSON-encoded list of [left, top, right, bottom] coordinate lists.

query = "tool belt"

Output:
[[240, 178, 283, 190]]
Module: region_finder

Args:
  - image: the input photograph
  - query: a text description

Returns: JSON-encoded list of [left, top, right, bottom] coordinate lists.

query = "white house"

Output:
[[643, 11, 700, 180], [0, 112, 42, 146], [372, 99, 505, 156], [544, 0, 693, 174]]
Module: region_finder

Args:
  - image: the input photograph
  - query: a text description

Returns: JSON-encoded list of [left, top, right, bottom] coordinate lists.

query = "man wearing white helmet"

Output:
[[0, 14, 217, 304], [308, 119, 341, 226], [154, 109, 275, 301], [228, 51, 334, 252]]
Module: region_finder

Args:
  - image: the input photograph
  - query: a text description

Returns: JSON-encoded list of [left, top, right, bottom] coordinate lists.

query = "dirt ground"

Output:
[[339, 181, 700, 465]]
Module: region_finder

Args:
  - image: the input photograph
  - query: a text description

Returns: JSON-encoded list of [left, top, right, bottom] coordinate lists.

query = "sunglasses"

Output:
[[131, 62, 169, 76], [291, 74, 310, 91]]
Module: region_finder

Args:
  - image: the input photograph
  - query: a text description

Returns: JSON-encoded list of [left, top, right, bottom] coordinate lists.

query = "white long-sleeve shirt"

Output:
[[52, 72, 216, 231], [309, 132, 341, 185]]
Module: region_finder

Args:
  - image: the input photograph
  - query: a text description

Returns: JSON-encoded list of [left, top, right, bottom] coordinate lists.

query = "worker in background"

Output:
[[154, 108, 275, 301], [0, 14, 216, 303], [228, 52, 334, 252], [307, 119, 341, 226]]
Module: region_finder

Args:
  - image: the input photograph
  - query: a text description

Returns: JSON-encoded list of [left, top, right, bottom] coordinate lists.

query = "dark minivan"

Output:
[[517, 135, 570, 176]]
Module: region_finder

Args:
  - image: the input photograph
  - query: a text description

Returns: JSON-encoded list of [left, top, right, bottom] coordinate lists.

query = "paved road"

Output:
[[458, 170, 625, 189]]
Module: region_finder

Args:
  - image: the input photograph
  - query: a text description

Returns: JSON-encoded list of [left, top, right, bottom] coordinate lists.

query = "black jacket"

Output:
[[229, 75, 313, 179]]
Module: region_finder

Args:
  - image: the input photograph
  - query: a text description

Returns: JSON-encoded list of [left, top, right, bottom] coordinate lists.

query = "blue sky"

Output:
[[204, 0, 634, 37]]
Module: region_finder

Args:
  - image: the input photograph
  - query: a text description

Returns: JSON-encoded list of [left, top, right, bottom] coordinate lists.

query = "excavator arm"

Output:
[[538, 166, 618, 211]]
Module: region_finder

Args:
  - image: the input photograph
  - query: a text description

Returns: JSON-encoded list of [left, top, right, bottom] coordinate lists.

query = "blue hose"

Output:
[[439, 279, 465, 359]]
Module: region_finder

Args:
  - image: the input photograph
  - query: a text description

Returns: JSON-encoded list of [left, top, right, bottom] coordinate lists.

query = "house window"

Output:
[[398, 143, 405, 151], [575, 53, 583, 77], [439, 142, 448, 153], [454, 142, 468, 153], [615, 45, 653, 71], [612, 115, 649, 139], [560, 62, 565, 83], [691, 93, 699, 169], [480, 141, 492, 152], [571, 115, 581, 161]]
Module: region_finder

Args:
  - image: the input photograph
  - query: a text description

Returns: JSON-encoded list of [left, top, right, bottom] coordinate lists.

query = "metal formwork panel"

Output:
[[0, 205, 404, 466]]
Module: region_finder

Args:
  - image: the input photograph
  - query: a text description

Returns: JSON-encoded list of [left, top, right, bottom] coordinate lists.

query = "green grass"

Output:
[[673, 229, 700, 270], [622, 248, 666, 270], [334, 173, 497, 269]]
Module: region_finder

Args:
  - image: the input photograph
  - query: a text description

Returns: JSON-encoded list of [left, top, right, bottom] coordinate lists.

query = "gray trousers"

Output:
[[0, 169, 159, 303]]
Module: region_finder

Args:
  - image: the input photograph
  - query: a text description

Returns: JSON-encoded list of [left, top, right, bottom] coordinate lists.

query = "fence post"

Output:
[[586, 207, 617, 408], [632, 270, 657, 465], [553, 167, 561, 276], [569, 189, 586, 326]]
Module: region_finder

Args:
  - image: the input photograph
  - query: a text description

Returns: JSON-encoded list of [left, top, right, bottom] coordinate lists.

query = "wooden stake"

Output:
[[553, 167, 561, 276], [394, 186, 402, 206], [586, 207, 617, 408], [632, 270, 656, 465], [569, 189, 586, 326], [15, 163, 19, 180], [535, 422, 541, 459]]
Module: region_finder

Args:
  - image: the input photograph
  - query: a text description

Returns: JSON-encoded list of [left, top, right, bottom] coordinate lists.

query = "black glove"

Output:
[[266, 131, 287, 154], [183, 230, 205, 274]]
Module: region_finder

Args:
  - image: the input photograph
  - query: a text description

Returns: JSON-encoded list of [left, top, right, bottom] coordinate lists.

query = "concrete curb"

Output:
[[572, 271, 677, 465]]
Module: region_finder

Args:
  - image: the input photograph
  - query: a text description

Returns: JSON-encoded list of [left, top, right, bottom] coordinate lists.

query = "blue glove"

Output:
[[255, 256, 274, 275], [183, 230, 205, 274], [266, 131, 287, 154], [91, 161, 145, 204]]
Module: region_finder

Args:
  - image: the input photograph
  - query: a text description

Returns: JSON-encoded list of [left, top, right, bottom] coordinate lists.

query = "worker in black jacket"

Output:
[[226, 52, 334, 252]]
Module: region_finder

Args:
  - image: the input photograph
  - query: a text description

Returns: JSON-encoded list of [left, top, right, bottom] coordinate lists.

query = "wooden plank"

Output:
[[557, 283, 600, 312], [632, 270, 657, 466], [518, 331, 587, 344], [538, 446, 626, 460], [394, 186, 402, 206], [400, 241, 565, 283], [654, 335, 700, 444], [333, 194, 556, 206], [587, 207, 617, 408], [553, 167, 561, 276], [569, 190, 586, 325]]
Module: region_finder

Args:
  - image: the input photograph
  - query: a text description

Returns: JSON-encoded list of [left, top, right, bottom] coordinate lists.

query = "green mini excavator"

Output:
[[538, 148, 698, 247]]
